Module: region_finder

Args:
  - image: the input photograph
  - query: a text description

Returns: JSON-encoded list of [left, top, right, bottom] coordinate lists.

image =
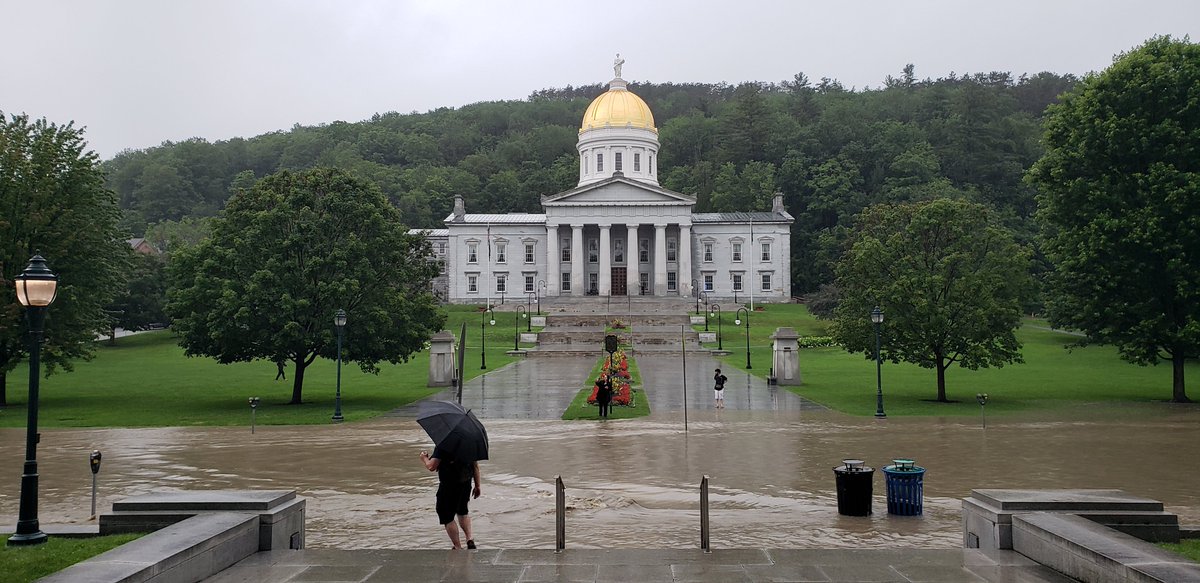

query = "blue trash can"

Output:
[[882, 459, 925, 516]]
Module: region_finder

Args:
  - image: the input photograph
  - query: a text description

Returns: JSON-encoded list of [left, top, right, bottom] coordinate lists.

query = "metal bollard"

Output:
[[89, 450, 102, 519], [555, 476, 565, 552], [700, 475, 710, 552], [249, 397, 260, 433]]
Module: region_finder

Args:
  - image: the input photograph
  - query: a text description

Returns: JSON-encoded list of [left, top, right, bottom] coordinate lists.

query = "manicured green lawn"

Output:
[[699, 304, 1200, 416], [1, 534, 144, 582], [1160, 539, 1200, 563], [561, 353, 650, 420], [1, 304, 535, 428]]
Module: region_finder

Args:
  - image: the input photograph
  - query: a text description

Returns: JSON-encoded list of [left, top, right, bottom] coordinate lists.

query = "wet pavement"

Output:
[[3, 346, 1199, 581]]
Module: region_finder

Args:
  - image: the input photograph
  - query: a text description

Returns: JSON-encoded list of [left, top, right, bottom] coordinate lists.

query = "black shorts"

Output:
[[436, 481, 472, 524]]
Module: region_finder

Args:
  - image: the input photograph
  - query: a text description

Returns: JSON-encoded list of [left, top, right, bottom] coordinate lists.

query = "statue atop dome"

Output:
[[613, 53, 625, 79]]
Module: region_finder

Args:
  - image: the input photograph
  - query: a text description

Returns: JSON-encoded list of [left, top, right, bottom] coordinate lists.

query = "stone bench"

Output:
[[1013, 513, 1200, 583]]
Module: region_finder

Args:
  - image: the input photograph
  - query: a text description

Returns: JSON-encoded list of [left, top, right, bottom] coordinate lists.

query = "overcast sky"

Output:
[[4, 0, 1197, 159]]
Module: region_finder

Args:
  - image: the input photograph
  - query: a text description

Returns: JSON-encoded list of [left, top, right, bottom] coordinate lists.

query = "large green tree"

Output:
[[0, 113, 129, 405], [830, 198, 1031, 401], [167, 167, 445, 404], [1030, 36, 1200, 403]]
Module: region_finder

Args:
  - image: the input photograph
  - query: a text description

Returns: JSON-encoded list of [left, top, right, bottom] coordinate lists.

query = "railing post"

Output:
[[555, 475, 565, 552], [700, 475, 710, 552]]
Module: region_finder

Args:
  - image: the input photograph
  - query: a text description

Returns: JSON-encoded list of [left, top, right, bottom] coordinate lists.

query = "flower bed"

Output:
[[587, 348, 634, 406]]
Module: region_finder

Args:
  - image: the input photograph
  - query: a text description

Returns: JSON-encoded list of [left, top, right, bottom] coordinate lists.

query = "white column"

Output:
[[546, 225, 559, 297], [654, 223, 668, 296], [627, 224, 639, 295], [571, 224, 584, 296], [598, 224, 611, 296], [679, 224, 692, 297]]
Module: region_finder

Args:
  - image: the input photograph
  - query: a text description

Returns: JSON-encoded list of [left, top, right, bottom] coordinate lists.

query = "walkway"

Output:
[[208, 547, 1076, 582]]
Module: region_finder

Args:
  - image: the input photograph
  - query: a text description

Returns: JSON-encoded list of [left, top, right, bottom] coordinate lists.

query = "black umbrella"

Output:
[[416, 400, 489, 463]]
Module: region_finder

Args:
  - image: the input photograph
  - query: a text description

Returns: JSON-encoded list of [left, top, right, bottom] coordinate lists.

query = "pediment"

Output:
[[542, 176, 695, 206]]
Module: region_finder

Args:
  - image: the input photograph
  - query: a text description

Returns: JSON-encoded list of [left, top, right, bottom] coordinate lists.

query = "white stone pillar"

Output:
[[627, 224, 639, 295], [546, 225, 560, 297], [654, 223, 668, 296], [571, 224, 584, 296], [598, 224, 611, 296], [679, 224, 692, 297]]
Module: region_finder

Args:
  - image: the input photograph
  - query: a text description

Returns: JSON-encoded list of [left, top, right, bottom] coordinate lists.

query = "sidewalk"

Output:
[[206, 547, 1076, 582]]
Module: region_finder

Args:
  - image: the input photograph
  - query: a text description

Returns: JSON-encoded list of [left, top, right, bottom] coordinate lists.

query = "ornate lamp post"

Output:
[[9, 254, 58, 547], [692, 279, 700, 313], [332, 309, 347, 422], [525, 291, 536, 323], [514, 305, 527, 350], [699, 292, 710, 331], [872, 306, 886, 419], [735, 307, 751, 369], [710, 303, 723, 350], [536, 279, 546, 314], [480, 306, 495, 369]]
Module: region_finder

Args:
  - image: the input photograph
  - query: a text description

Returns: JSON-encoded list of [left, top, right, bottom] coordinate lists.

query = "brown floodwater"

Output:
[[2, 401, 1198, 550]]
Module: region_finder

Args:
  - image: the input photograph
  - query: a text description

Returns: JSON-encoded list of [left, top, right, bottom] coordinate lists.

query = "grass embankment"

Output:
[[561, 353, 650, 420], [1, 534, 144, 583], [1160, 539, 1200, 563], [697, 304, 1200, 416], [1, 304, 538, 428]]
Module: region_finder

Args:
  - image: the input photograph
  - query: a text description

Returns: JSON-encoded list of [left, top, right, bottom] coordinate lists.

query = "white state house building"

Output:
[[421, 65, 794, 304]]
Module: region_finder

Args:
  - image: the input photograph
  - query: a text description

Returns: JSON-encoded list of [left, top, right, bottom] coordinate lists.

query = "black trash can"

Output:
[[833, 459, 874, 516], [882, 458, 925, 516]]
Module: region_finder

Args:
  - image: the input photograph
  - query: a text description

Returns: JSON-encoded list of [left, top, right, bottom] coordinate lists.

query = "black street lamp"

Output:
[[700, 292, 710, 331], [9, 254, 58, 547], [525, 291, 536, 322], [332, 309, 347, 422], [480, 306, 495, 369], [692, 279, 700, 313], [536, 279, 546, 314], [735, 307, 751, 369], [514, 305, 527, 350], [710, 303, 723, 351], [872, 306, 886, 419]]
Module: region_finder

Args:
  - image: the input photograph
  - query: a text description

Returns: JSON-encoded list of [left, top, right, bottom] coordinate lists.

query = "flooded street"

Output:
[[3, 397, 1198, 550]]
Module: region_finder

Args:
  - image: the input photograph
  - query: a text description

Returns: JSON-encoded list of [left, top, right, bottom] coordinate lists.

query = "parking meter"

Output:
[[89, 450, 102, 518]]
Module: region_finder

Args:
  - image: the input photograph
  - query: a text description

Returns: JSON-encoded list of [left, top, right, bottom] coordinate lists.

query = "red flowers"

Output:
[[588, 349, 633, 406]]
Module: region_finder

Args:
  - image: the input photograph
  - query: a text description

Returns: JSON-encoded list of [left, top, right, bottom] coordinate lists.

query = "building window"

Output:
[[561, 272, 571, 292], [439, 260, 447, 274], [634, 153, 641, 172], [649, 154, 653, 171], [589, 273, 598, 295], [584, 154, 589, 173], [667, 239, 677, 262], [467, 275, 478, 293], [468, 243, 478, 264], [588, 240, 598, 263], [639, 272, 649, 294], [639, 239, 649, 263], [561, 239, 571, 262], [438, 242, 446, 255], [732, 242, 742, 262], [732, 273, 743, 292], [496, 243, 506, 263], [703, 242, 713, 263], [761, 242, 771, 262], [496, 275, 507, 293], [761, 273, 772, 292], [667, 271, 677, 291], [615, 152, 622, 172], [597, 153, 604, 172], [704, 274, 714, 292], [614, 239, 624, 263], [525, 275, 534, 292], [524, 243, 534, 263]]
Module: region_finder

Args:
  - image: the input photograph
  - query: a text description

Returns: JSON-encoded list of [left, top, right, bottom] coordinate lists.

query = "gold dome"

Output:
[[579, 80, 657, 134]]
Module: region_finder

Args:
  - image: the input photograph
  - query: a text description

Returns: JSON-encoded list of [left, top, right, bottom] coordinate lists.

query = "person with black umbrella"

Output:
[[417, 401, 488, 550]]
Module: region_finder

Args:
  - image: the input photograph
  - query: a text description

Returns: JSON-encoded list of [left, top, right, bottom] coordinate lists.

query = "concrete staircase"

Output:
[[526, 297, 709, 357]]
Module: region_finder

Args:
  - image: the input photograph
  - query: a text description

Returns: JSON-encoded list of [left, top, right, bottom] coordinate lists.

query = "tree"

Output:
[[107, 251, 168, 335], [1029, 36, 1200, 403], [830, 198, 1031, 401], [167, 167, 445, 404], [0, 113, 129, 405]]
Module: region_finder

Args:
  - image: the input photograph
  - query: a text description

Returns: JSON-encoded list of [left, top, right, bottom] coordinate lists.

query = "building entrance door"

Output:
[[612, 267, 627, 296]]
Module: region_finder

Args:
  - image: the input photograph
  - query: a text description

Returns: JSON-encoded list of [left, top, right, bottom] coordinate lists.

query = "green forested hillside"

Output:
[[102, 68, 1076, 293]]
